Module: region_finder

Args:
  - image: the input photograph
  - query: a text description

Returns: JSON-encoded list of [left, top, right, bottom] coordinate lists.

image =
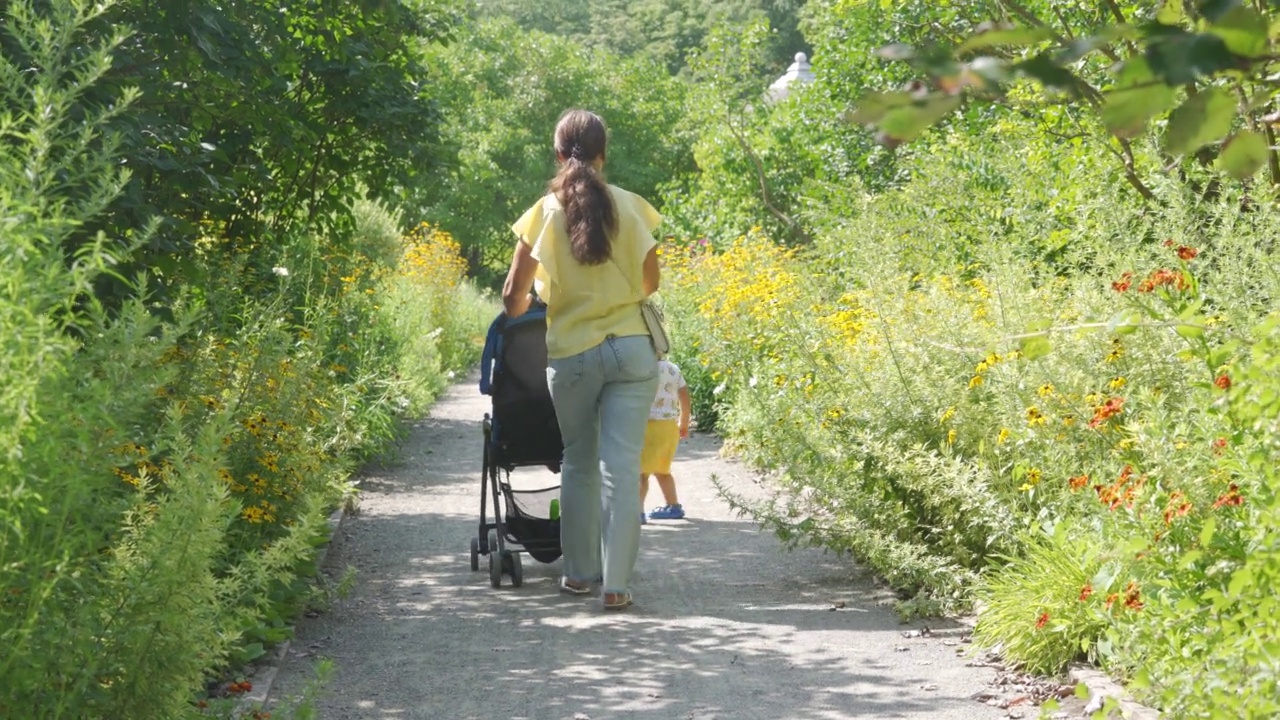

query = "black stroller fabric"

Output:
[[481, 307, 564, 470]]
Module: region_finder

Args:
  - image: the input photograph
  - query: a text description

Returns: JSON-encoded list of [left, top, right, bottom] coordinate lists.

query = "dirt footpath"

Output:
[[267, 376, 1012, 720]]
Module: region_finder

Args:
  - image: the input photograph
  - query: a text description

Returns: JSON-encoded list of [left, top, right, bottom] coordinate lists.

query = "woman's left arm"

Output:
[[502, 240, 538, 317]]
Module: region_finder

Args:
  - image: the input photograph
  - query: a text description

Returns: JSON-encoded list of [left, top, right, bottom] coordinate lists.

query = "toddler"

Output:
[[640, 358, 691, 521]]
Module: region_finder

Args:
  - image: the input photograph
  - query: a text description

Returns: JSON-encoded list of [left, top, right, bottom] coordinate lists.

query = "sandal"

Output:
[[559, 578, 592, 596], [602, 591, 633, 611]]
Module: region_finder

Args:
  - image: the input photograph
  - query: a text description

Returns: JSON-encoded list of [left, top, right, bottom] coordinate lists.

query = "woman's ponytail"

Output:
[[549, 110, 616, 265]]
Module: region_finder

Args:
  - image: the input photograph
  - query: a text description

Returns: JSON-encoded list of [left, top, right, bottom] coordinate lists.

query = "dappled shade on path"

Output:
[[268, 378, 1006, 720]]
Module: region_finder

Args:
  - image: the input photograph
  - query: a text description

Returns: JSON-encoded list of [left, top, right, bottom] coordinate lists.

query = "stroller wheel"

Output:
[[488, 530, 499, 556], [488, 550, 502, 588], [469, 536, 480, 572], [508, 551, 523, 587]]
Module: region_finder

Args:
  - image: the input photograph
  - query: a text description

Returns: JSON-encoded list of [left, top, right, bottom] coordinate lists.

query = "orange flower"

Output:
[[1088, 397, 1126, 428], [1212, 484, 1244, 509], [1068, 474, 1089, 491], [1036, 612, 1050, 629], [1137, 268, 1188, 293], [1123, 582, 1143, 611], [1111, 271, 1133, 293], [1212, 437, 1228, 455], [1079, 584, 1093, 602], [1163, 491, 1193, 525], [1214, 374, 1231, 390], [1104, 592, 1119, 610], [1176, 245, 1199, 261]]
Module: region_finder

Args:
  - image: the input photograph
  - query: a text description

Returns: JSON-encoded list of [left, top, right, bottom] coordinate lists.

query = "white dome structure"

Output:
[[765, 52, 815, 103]]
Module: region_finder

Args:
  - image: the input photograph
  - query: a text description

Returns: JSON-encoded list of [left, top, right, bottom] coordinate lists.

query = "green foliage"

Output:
[[69, 0, 458, 302], [847, 0, 1280, 194], [411, 16, 694, 280], [0, 0, 486, 715], [471, 0, 808, 73], [974, 526, 1111, 674]]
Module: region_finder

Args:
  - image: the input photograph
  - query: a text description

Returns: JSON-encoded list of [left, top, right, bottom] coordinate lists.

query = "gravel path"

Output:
[[268, 376, 1010, 720]]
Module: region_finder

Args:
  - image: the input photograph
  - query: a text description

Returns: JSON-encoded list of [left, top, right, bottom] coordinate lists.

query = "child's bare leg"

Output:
[[654, 474, 679, 506], [640, 474, 651, 504]]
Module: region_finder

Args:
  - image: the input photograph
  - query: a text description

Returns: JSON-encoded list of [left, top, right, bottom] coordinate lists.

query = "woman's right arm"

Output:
[[641, 245, 660, 297], [502, 240, 538, 317]]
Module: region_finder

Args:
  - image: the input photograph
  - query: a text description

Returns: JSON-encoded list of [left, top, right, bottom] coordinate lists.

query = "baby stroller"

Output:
[[469, 302, 564, 588]]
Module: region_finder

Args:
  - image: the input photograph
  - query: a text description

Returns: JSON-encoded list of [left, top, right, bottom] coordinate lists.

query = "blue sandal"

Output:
[[648, 504, 685, 520]]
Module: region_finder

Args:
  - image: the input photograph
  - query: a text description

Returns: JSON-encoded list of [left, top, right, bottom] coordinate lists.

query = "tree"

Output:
[[410, 17, 694, 281], [16, 0, 463, 302]]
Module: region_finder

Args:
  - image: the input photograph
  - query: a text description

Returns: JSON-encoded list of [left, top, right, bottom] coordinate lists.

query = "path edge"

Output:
[[237, 504, 348, 712], [1067, 663, 1163, 719]]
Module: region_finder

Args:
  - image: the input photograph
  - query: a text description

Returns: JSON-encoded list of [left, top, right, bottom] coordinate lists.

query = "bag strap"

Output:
[[606, 246, 652, 304]]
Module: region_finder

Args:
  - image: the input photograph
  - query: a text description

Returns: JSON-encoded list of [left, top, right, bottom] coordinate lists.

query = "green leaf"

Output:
[[1227, 566, 1253, 597], [1157, 1, 1186, 25], [1107, 309, 1143, 334], [240, 642, 266, 661], [1199, 0, 1242, 23], [879, 95, 962, 141], [1147, 31, 1237, 84], [1015, 53, 1078, 90], [846, 92, 917, 125], [1216, 130, 1270, 178], [957, 27, 1052, 54], [1020, 334, 1052, 361], [1210, 6, 1270, 57], [1101, 59, 1178, 138], [1176, 317, 1207, 338], [1164, 87, 1236, 156], [1105, 83, 1172, 137], [1200, 517, 1217, 547]]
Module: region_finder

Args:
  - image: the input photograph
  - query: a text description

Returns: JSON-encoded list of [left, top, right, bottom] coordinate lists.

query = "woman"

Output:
[[502, 109, 661, 611]]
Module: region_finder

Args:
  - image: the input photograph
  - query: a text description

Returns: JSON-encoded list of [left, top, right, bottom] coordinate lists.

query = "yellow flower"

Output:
[[1037, 383, 1055, 398], [1109, 376, 1126, 390], [946, 428, 957, 444], [968, 375, 984, 389], [1025, 406, 1047, 426], [997, 427, 1011, 444], [940, 406, 956, 424]]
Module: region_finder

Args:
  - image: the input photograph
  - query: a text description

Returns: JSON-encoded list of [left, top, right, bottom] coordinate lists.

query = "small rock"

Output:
[[920, 684, 938, 691], [893, 646, 910, 652]]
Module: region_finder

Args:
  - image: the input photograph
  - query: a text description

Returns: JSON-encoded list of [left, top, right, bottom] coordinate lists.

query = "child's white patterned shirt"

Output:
[[649, 360, 686, 421]]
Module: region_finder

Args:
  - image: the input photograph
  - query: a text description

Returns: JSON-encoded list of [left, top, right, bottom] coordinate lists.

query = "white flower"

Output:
[[272, 266, 289, 277]]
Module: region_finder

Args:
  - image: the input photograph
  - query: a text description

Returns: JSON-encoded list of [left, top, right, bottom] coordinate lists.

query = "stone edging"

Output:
[[236, 505, 348, 713], [1068, 663, 1163, 719]]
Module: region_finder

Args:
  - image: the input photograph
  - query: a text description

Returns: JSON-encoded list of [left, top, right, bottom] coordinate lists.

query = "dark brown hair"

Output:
[[549, 109, 617, 265]]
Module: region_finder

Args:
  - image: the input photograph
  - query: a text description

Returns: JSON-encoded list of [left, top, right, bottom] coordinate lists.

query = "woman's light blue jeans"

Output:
[[547, 334, 658, 595]]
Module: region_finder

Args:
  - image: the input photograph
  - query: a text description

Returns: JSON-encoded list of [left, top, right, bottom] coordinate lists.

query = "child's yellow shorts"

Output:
[[639, 419, 679, 475]]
